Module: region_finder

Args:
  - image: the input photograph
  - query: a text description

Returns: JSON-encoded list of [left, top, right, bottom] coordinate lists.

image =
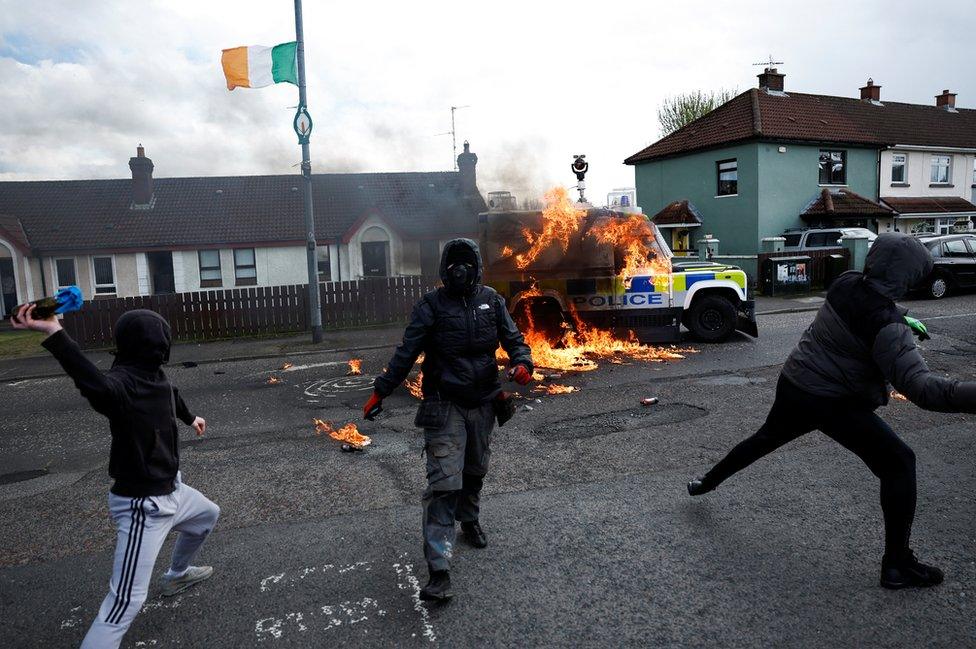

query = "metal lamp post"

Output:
[[293, 0, 323, 343]]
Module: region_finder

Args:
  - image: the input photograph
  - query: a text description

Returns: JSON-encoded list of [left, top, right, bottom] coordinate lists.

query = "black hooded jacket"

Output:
[[43, 310, 195, 496], [374, 238, 533, 407], [782, 233, 976, 412]]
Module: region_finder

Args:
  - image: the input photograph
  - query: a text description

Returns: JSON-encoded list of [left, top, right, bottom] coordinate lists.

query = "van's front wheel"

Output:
[[687, 295, 736, 342]]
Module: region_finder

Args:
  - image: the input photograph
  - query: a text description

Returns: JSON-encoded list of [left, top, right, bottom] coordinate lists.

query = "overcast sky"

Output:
[[1, 0, 974, 204]]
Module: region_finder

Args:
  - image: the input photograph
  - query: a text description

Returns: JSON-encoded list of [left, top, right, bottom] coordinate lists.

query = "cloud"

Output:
[[1, 0, 974, 206]]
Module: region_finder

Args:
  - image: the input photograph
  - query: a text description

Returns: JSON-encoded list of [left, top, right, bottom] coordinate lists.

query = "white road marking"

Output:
[[394, 557, 437, 643], [923, 312, 976, 321], [254, 599, 384, 641], [249, 361, 348, 378], [6, 377, 58, 387]]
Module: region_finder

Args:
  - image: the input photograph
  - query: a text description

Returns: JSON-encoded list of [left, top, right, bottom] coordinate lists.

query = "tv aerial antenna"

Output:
[[753, 55, 784, 68], [433, 105, 471, 170]]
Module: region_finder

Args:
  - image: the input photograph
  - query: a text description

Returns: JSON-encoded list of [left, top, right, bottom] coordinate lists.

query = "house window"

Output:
[[316, 246, 331, 282], [233, 248, 257, 286], [92, 256, 116, 295], [716, 159, 738, 196], [930, 154, 951, 184], [891, 153, 907, 183], [55, 258, 76, 288], [819, 150, 847, 185], [198, 250, 222, 288]]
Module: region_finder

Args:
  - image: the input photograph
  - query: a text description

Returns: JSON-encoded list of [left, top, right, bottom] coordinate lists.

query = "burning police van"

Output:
[[480, 190, 757, 343]]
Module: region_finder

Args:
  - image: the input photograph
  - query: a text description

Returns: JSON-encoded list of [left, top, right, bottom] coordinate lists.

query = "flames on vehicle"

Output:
[[347, 359, 362, 375], [494, 187, 694, 372]]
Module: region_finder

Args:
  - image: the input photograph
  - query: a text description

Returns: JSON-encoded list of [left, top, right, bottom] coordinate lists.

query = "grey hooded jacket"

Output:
[[374, 238, 533, 407], [782, 233, 976, 412]]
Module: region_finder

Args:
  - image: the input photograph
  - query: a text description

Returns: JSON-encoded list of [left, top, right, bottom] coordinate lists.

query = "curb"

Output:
[[1, 341, 400, 384], [755, 306, 822, 316]]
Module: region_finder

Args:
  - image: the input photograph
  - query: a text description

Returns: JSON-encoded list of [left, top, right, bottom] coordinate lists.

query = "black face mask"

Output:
[[447, 262, 476, 293]]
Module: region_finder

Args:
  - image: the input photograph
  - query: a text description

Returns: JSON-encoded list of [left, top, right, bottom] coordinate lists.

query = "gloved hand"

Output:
[[904, 315, 930, 342], [508, 364, 532, 385], [363, 391, 383, 420]]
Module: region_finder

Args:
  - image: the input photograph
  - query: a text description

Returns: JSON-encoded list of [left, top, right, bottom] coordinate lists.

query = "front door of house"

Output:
[[0, 258, 17, 318], [420, 240, 440, 278], [147, 251, 175, 294], [671, 230, 692, 256], [361, 242, 389, 277]]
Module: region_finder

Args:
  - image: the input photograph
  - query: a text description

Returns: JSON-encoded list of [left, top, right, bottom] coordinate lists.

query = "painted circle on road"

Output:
[[304, 375, 376, 398]]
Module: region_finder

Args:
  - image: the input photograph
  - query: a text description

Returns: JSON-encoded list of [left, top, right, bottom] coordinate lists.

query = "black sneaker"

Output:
[[687, 477, 714, 496], [419, 570, 453, 602], [460, 521, 488, 548], [880, 550, 944, 589]]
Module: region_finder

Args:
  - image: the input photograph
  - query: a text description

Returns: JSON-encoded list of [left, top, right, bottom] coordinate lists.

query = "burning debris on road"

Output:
[[267, 375, 282, 385], [281, 362, 294, 371], [534, 384, 577, 395], [347, 359, 363, 375], [313, 418, 372, 449], [890, 390, 909, 402]]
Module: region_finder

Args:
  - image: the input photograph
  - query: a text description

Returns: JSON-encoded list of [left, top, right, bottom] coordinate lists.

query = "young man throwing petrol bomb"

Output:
[[688, 233, 976, 589]]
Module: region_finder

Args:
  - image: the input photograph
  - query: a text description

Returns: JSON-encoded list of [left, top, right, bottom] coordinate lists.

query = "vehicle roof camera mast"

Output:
[[571, 154, 589, 204]]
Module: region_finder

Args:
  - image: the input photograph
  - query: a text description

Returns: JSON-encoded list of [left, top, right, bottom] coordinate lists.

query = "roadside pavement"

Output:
[[0, 323, 407, 382], [0, 294, 827, 382]]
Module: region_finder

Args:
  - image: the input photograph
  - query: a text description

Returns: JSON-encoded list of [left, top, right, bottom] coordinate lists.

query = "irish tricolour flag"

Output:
[[221, 42, 298, 91]]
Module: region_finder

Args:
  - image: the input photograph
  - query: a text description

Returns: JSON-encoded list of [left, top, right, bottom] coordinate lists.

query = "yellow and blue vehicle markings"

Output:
[[489, 265, 747, 312]]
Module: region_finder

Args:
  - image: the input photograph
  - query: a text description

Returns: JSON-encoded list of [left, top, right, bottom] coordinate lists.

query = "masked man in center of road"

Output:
[[688, 233, 976, 589], [363, 238, 533, 602]]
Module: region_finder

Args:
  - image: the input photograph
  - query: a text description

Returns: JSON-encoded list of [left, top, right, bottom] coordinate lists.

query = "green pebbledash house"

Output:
[[625, 68, 976, 278]]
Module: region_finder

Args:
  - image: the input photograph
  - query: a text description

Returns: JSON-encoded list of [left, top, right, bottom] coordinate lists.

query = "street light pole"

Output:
[[294, 0, 323, 343]]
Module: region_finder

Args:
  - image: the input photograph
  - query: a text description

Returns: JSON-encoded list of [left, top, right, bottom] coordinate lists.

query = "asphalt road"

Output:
[[1, 294, 974, 647]]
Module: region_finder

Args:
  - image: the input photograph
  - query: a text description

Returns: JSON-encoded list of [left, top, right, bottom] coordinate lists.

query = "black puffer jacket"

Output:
[[43, 310, 196, 496], [782, 233, 976, 412], [374, 238, 533, 407]]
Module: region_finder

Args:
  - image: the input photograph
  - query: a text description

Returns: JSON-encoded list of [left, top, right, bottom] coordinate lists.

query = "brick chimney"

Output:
[[936, 89, 957, 111], [860, 78, 881, 102], [457, 140, 478, 197], [128, 144, 154, 206], [757, 67, 785, 93]]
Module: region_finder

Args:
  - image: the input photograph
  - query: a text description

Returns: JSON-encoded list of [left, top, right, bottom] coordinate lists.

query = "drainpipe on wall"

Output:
[[39, 256, 48, 296], [876, 148, 885, 232]]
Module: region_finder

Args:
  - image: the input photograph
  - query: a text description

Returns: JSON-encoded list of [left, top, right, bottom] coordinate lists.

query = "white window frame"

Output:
[[53, 257, 77, 289], [930, 154, 952, 184], [890, 152, 907, 184], [91, 255, 117, 296], [233, 248, 257, 286], [197, 249, 223, 288]]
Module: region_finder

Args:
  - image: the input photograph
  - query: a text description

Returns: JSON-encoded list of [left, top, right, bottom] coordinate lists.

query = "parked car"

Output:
[[782, 227, 877, 250], [917, 234, 976, 299]]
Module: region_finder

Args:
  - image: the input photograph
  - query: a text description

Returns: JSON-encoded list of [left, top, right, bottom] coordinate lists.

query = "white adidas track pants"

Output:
[[81, 474, 219, 649]]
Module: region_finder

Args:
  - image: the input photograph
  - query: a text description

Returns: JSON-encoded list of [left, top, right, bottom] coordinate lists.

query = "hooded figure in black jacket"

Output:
[[363, 238, 534, 601], [687, 233, 976, 589], [13, 306, 220, 648]]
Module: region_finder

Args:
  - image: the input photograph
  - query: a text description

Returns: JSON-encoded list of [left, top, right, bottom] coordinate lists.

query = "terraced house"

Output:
[[0, 144, 485, 319], [626, 69, 976, 277]]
